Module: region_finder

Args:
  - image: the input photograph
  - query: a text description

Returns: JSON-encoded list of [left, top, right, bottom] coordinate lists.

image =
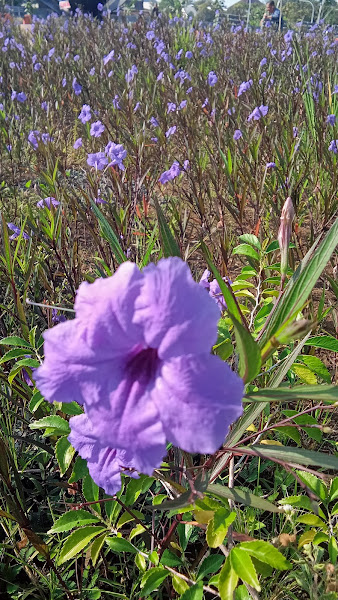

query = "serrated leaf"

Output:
[[91, 533, 107, 566], [300, 356, 331, 383], [29, 391, 44, 412], [231, 548, 260, 590], [219, 557, 239, 600], [61, 402, 83, 416], [68, 456, 88, 483], [140, 567, 169, 596], [29, 416, 70, 435], [291, 364, 317, 385], [0, 336, 32, 347], [172, 574, 189, 595], [239, 541, 291, 570], [49, 510, 101, 534], [106, 536, 138, 553], [58, 526, 106, 564], [55, 436, 75, 476], [0, 348, 31, 364], [129, 523, 146, 541], [298, 529, 316, 548]]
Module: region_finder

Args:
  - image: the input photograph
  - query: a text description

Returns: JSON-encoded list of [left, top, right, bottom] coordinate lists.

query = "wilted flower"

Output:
[[35, 258, 244, 494], [36, 197, 60, 209], [278, 197, 295, 278]]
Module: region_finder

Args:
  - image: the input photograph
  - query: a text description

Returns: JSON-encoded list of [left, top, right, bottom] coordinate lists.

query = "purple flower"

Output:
[[34, 63, 42, 71], [284, 30, 293, 44], [146, 30, 155, 40], [202, 98, 209, 108], [260, 57, 267, 67], [103, 50, 114, 66], [233, 129, 242, 141], [35, 258, 244, 495], [159, 161, 181, 184], [207, 71, 218, 87], [73, 137, 83, 149], [134, 102, 140, 113], [266, 162, 276, 168], [87, 152, 108, 170], [199, 268, 210, 289], [165, 126, 176, 138], [74, 54, 80, 62], [328, 140, 338, 154], [37, 197, 60, 209], [78, 105, 92, 125], [326, 114, 336, 126], [90, 121, 105, 138], [106, 142, 127, 170], [72, 78, 82, 95], [333, 85, 338, 95], [89, 67, 95, 76], [238, 79, 253, 97], [113, 95, 120, 110], [125, 65, 138, 84], [7, 223, 30, 240], [185, 51, 193, 59], [293, 127, 298, 138], [186, 87, 192, 94], [167, 102, 176, 114], [209, 279, 227, 311], [97, 2, 103, 10], [28, 130, 51, 149], [248, 105, 268, 122], [179, 100, 187, 110], [150, 116, 159, 128], [52, 310, 67, 325], [41, 101, 48, 111]]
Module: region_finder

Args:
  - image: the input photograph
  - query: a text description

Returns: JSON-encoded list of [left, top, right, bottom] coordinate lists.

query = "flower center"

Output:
[[125, 347, 160, 385]]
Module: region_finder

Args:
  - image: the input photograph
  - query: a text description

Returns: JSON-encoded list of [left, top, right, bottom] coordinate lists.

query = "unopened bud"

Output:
[[322, 427, 333, 434], [278, 197, 295, 276]]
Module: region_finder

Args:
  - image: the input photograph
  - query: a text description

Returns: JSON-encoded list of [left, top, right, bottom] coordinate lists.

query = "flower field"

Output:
[[0, 10, 338, 600]]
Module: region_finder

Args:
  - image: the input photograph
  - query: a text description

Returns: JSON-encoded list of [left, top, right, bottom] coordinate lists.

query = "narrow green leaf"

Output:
[[230, 314, 261, 384], [91, 532, 107, 567], [244, 385, 338, 403], [57, 526, 106, 565], [296, 471, 328, 501], [241, 445, 338, 472], [153, 198, 180, 257], [49, 509, 101, 534], [330, 478, 338, 502], [0, 348, 31, 363], [207, 484, 282, 513], [90, 200, 127, 264], [329, 536, 338, 564]]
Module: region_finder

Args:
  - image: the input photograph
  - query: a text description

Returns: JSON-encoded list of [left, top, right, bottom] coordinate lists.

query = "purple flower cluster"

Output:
[[37, 197, 60, 209], [35, 259, 243, 495], [28, 130, 52, 149]]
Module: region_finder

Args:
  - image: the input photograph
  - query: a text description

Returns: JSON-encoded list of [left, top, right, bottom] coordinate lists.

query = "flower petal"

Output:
[[134, 257, 220, 359], [74, 262, 144, 357], [155, 354, 244, 454]]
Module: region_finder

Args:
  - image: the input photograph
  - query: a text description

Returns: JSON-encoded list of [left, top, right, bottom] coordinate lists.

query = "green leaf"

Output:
[[304, 336, 338, 352], [0, 336, 32, 348], [239, 234, 261, 249], [291, 365, 317, 385], [49, 509, 101, 533], [106, 536, 138, 554], [207, 484, 282, 513], [29, 391, 44, 412], [83, 474, 101, 513], [296, 514, 326, 527], [259, 218, 338, 348], [56, 436, 75, 477], [244, 385, 338, 403], [179, 582, 204, 600], [230, 314, 261, 384], [61, 402, 83, 416], [330, 478, 338, 502], [116, 510, 144, 529], [91, 533, 107, 567], [219, 557, 239, 600], [153, 197, 180, 257], [58, 526, 106, 564], [68, 456, 89, 483], [90, 200, 127, 264], [231, 548, 260, 590], [197, 554, 225, 580], [296, 471, 328, 501], [233, 244, 260, 261], [239, 446, 338, 472], [206, 509, 236, 548], [299, 356, 331, 383], [172, 574, 189, 595], [29, 416, 70, 436], [239, 541, 291, 570], [0, 348, 31, 364], [140, 567, 169, 596], [329, 537, 338, 564], [14, 358, 40, 369]]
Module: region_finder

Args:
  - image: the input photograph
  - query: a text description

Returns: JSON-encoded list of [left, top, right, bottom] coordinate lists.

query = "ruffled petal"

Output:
[[74, 261, 144, 358], [155, 354, 244, 454], [134, 257, 220, 360]]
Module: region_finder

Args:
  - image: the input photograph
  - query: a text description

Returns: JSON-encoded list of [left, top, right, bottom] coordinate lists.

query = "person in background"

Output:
[[260, 1, 282, 29], [152, 3, 159, 17]]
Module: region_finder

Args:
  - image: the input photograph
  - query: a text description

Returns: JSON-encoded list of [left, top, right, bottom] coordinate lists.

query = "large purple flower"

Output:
[[35, 259, 243, 493]]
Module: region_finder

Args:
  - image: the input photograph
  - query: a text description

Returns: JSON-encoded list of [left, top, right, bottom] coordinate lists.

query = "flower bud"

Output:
[[278, 197, 295, 277]]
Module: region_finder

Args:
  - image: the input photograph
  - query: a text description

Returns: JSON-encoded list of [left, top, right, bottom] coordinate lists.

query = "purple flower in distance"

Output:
[[157, 71, 164, 82], [7, 223, 30, 240], [207, 71, 218, 87], [209, 279, 227, 311], [233, 129, 242, 141], [89, 67, 95, 76], [328, 140, 338, 154], [97, 2, 103, 10], [284, 30, 293, 44], [37, 197, 60, 209], [90, 121, 105, 138], [166, 126, 176, 138], [72, 77, 82, 95], [159, 161, 181, 184], [41, 101, 48, 111], [260, 57, 267, 67], [266, 162, 276, 168], [150, 116, 159, 128], [79, 104, 91, 124], [106, 142, 127, 170], [73, 137, 82, 149], [87, 152, 108, 170], [35, 258, 244, 494], [167, 102, 176, 114], [326, 114, 336, 126], [103, 50, 114, 66], [248, 105, 268, 122], [293, 126, 298, 137], [185, 50, 193, 59], [238, 79, 252, 97], [34, 62, 42, 71]]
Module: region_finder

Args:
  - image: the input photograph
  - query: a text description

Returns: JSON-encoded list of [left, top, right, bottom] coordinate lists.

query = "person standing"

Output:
[[260, 1, 282, 29]]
